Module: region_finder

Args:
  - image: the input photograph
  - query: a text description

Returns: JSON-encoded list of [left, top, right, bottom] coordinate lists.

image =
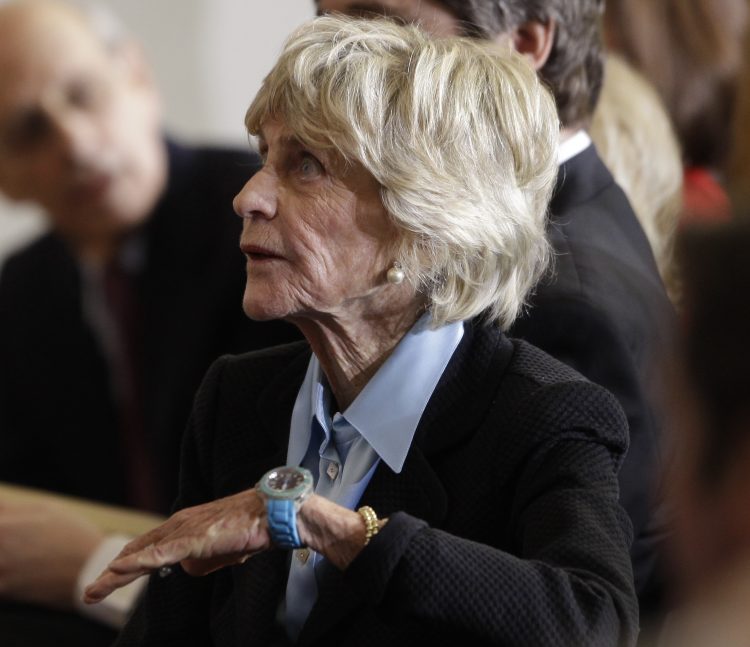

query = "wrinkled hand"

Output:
[[83, 488, 270, 604], [0, 499, 105, 609]]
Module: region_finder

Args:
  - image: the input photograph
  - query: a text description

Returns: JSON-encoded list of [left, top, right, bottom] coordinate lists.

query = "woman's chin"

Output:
[[242, 296, 286, 322], [242, 304, 277, 322]]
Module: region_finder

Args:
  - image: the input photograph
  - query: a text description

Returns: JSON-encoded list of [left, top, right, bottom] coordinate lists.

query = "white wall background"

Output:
[[0, 0, 316, 262]]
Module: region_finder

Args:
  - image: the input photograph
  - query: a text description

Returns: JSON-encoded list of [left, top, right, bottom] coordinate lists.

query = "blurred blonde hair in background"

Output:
[[590, 55, 684, 305]]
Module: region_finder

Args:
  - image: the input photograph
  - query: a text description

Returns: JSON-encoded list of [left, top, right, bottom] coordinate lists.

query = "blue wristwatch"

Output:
[[257, 466, 314, 549]]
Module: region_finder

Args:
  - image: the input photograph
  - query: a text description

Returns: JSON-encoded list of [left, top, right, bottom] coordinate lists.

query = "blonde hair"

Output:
[[246, 15, 559, 329], [590, 55, 683, 304]]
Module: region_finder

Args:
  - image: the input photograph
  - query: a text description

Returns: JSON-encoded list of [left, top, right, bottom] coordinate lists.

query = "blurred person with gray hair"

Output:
[[0, 0, 298, 644], [86, 16, 637, 647]]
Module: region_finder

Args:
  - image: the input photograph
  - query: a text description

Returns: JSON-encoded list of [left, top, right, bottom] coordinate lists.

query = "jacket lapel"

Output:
[[296, 445, 447, 647], [256, 344, 312, 455], [224, 345, 312, 643], [550, 145, 610, 217], [217, 344, 312, 495]]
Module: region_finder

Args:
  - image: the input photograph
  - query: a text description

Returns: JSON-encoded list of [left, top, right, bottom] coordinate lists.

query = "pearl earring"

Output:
[[386, 262, 405, 285]]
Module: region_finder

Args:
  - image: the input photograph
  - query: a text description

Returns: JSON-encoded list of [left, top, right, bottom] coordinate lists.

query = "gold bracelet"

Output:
[[357, 505, 379, 546]]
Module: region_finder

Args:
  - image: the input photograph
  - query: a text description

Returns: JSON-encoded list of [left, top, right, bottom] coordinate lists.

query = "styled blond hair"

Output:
[[590, 55, 683, 304], [246, 15, 559, 328]]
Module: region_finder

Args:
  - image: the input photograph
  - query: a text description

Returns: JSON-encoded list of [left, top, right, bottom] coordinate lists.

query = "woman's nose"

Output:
[[233, 168, 277, 220]]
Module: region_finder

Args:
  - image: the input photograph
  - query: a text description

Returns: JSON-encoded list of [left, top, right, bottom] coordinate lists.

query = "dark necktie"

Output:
[[103, 263, 164, 512]]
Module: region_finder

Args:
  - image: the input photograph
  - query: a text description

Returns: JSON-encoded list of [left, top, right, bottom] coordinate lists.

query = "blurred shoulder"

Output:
[[1, 232, 67, 273], [0, 232, 74, 298]]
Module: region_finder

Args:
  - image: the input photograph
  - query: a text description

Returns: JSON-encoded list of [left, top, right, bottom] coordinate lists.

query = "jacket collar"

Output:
[[551, 144, 614, 217]]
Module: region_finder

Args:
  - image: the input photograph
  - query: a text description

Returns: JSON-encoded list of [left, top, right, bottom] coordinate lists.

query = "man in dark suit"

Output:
[[0, 1, 297, 644], [316, 0, 675, 619]]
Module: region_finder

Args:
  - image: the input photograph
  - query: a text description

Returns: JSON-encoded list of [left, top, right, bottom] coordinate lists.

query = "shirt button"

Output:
[[326, 462, 339, 480], [296, 549, 310, 565]]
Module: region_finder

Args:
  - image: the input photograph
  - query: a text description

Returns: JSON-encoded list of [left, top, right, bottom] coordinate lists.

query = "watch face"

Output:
[[259, 466, 313, 501], [266, 467, 305, 492]]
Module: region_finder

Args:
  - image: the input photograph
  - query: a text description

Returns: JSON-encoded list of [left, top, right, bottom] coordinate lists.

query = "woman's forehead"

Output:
[[256, 117, 352, 168], [255, 121, 319, 158]]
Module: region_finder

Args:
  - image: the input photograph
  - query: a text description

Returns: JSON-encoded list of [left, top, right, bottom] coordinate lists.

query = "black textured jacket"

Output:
[[116, 321, 638, 647], [510, 146, 675, 615]]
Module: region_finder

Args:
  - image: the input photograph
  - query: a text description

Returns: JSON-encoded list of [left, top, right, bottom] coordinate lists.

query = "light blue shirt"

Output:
[[282, 313, 464, 640]]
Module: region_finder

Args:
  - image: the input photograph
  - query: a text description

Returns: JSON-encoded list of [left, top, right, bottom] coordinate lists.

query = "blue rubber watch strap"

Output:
[[266, 498, 303, 549]]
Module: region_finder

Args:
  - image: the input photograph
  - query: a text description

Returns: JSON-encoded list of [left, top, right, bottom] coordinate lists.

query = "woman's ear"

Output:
[[509, 19, 557, 71]]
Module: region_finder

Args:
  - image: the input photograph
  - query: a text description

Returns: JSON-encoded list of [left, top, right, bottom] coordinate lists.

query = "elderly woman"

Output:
[[85, 16, 637, 647]]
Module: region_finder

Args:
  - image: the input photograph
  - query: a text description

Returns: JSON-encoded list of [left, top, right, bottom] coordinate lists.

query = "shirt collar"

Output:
[[558, 130, 592, 165], [287, 313, 464, 473]]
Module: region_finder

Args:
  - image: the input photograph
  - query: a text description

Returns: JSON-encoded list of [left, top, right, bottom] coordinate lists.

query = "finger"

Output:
[[109, 537, 194, 574], [83, 567, 148, 603], [115, 520, 182, 559]]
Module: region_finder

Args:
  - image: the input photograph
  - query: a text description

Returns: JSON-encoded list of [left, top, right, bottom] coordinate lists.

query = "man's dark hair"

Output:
[[436, 0, 605, 128]]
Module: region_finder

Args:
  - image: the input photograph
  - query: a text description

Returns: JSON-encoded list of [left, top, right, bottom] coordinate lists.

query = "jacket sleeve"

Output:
[[339, 380, 639, 647], [511, 291, 669, 607]]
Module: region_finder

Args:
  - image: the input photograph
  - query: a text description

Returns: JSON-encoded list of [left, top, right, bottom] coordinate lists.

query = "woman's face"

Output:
[[234, 118, 405, 324]]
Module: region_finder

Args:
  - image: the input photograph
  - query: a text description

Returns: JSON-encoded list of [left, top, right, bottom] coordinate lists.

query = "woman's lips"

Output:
[[240, 244, 283, 261]]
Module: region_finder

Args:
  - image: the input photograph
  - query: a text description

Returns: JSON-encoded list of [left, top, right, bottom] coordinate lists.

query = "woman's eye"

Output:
[[299, 154, 322, 177]]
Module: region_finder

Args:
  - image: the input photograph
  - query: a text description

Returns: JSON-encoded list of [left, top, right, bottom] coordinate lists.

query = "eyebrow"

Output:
[[256, 132, 304, 149], [256, 132, 328, 164]]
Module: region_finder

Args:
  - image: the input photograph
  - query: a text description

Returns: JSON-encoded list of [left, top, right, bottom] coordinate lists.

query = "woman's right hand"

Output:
[[82, 488, 270, 604]]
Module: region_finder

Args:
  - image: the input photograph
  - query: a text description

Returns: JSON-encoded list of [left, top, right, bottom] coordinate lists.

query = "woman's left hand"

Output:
[[83, 488, 270, 604]]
